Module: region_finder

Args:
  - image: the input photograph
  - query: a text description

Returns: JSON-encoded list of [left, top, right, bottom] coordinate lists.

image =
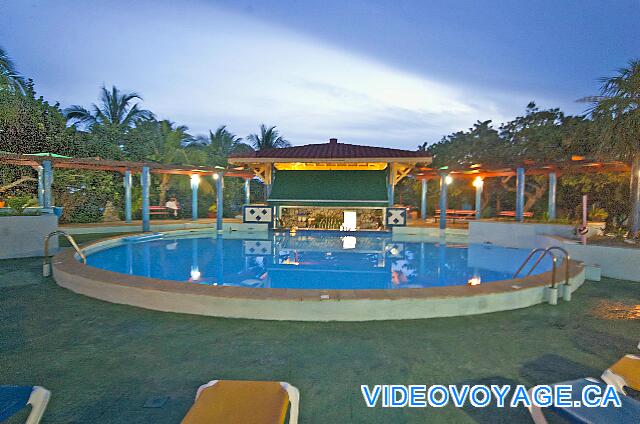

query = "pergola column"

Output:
[[474, 178, 483, 220], [124, 170, 132, 223], [215, 173, 224, 232], [36, 165, 44, 206], [141, 166, 150, 232], [388, 163, 395, 207], [631, 157, 640, 237], [191, 175, 200, 221], [42, 160, 53, 208], [515, 167, 525, 222], [420, 179, 427, 220], [244, 177, 251, 205], [439, 174, 448, 230], [548, 172, 557, 220]]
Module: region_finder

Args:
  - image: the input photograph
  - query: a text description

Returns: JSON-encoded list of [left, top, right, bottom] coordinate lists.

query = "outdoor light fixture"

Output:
[[190, 266, 201, 281], [472, 176, 484, 188], [444, 175, 453, 185], [190, 174, 200, 187], [212, 173, 220, 180], [467, 276, 481, 286]]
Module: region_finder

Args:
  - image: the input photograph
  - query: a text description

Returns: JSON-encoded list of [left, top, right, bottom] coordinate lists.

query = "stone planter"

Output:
[[0, 214, 58, 259]]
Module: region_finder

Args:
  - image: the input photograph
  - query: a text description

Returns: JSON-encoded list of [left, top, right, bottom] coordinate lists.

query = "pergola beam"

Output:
[[0, 153, 253, 177], [415, 161, 630, 180]]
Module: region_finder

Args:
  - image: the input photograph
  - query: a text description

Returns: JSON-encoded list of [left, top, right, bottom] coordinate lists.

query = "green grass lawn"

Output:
[[1, 256, 638, 423]]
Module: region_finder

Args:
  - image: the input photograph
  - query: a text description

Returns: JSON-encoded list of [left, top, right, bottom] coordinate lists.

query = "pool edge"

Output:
[[51, 232, 586, 321]]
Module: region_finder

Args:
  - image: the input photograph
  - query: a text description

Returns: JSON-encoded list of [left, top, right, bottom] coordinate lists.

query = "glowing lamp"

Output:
[[472, 177, 484, 188], [190, 174, 200, 187], [190, 266, 201, 281], [444, 175, 453, 185], [467, 276, 481, 286], [212, 173, 220, 180]]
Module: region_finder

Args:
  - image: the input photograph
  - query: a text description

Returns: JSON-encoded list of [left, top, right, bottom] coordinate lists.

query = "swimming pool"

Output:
[[52, 229, 585, 321], [85, 231, 554, 290]]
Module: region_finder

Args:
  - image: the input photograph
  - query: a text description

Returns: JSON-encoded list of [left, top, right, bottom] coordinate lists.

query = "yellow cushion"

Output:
[[610, 355, 640, 391], [181, 380, 289, 424]]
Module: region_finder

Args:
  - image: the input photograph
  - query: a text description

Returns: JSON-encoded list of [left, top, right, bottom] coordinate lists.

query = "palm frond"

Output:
[[63, 105, 97, 127]]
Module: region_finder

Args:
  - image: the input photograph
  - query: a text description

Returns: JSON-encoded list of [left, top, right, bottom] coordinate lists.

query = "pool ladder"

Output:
[[42, 230, 86, 277], [513, 246, 571, 304]]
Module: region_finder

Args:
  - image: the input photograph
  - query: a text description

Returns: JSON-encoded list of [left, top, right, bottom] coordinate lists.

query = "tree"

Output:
[[0, 46, 26, 94], [423, 105, 595, 217], [206, 126, 253, 158], [426, 120, 503, 168], [64, 85, 154, 130], [129, 119, 211, 204], [583, 60, 640, 237], [246, 124, 290, 150]]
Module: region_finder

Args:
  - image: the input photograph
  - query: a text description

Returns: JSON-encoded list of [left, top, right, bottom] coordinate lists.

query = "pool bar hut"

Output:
[[229, 138, 432, 230]]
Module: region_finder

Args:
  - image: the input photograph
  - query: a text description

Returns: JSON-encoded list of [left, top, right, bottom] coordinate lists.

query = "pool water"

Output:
[[85, 231, 554, 290]]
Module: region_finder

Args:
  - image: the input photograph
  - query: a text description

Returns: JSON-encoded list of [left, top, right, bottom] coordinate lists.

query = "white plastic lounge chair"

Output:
[[181, 379, 300, 424], [0, 385, 51, 424]]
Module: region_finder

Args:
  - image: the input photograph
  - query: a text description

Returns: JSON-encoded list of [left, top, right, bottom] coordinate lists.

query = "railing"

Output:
[[513, 246, 571, 289], [43, 230, 86, 277]]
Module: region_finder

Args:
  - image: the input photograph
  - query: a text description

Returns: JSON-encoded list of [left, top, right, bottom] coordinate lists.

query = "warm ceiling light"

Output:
[[472, 176, 484, 188], [212, 173, 220, 180], [190, 174, 200, 186], [444, 175, 453, 185]]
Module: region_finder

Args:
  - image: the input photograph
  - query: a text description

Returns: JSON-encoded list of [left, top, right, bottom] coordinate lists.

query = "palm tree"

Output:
[[246, 124, 291, 150], [64, 85, 154, 130], [147, 120, 212, 204], [207, 126, 253, 157], [583, 60, 640, 237], [0, 46, 27, 93]]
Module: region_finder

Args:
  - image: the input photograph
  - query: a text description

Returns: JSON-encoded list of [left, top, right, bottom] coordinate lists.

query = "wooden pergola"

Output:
[[411, 157, 631, 229], [0, 153, 254, 232]]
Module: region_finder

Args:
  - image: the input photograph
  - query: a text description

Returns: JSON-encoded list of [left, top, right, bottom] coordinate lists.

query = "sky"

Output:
[[1, 0, 638, 149]]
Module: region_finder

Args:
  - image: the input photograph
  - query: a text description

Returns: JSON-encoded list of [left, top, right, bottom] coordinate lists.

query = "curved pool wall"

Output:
[[52, 229, 586, 322]]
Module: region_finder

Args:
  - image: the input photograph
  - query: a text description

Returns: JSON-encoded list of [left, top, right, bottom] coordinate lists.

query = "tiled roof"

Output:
[[230, 139, 431, 160]]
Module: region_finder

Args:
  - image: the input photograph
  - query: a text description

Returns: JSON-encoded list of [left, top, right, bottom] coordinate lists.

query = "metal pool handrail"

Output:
[[513, 248, 546, 279], [43, 230, 86, 276], [513, 246, 571, 288]]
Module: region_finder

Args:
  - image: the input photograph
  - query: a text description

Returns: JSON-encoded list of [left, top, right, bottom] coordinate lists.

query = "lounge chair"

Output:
[[601, 354, 640, 396], [0, 385, 51, 424], [181, 380, 300, 424], [528, 378, 640, 423], [528, 347, 640, 424]]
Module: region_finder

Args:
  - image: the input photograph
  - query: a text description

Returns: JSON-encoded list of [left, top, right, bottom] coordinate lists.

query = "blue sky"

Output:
[[1, 0, 638, 149]]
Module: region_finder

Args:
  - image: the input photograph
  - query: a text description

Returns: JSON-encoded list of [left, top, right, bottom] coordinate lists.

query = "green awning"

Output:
[[268, 170, 388, 207]]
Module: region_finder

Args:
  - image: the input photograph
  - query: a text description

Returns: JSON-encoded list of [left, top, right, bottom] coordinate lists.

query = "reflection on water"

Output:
[[86, 232, 554, 290]]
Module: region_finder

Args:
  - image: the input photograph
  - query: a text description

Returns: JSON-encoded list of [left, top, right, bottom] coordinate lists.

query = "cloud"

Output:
[[1, 0, 539, 149]]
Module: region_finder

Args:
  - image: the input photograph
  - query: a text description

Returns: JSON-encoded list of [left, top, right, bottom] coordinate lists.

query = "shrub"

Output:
[[5, 196, 36, 215]]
